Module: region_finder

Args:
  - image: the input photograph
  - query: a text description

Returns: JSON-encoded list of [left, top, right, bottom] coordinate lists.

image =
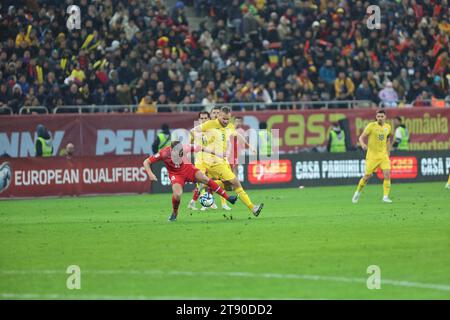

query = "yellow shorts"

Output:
[[365, 157, 391, 175], [205, 163, 236, 181], [194, 161, 208, 174]]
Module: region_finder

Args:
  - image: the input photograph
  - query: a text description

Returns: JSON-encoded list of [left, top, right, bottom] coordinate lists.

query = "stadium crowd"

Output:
[[1, 0, 450, 114]]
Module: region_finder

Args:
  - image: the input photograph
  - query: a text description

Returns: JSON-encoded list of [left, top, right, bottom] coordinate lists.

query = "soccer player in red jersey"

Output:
[[143, 140, 237, 221], [229, 116, 245, 175]]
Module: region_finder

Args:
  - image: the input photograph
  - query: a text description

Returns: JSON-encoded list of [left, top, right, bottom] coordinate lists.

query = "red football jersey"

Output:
[[148, 144, 200, 173]]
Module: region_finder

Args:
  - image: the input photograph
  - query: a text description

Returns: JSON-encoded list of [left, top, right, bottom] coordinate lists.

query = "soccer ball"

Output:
[[0, 162, 11, 193], [200, 192, 214, 208]]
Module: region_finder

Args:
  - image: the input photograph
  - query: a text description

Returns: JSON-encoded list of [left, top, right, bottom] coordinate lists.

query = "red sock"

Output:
[[192, 188, 199, 201], [207, 179, 229, 200], [172, 196, 180, 214]]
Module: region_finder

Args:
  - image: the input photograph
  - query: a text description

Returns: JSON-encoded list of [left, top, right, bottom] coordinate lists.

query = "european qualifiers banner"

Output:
[[0, 156, 151, 198]]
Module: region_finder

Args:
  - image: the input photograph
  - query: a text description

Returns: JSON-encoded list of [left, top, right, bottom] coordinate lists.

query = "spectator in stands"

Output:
[[334, 72, 355, 102], [413, 91, 431, 107], [319, 60, 337, 86], [407, 81, 422, 104], [70, 63, 86, 85], [0, 83, 10, 108], [356, 79, 375, 102], [379, 82, 399, 108], [253, 83, 272, 106], [431, 76, 446, 100], [1, 0, 449, 114], [137, 92, 157, 114], [9, 84, 24, 113]]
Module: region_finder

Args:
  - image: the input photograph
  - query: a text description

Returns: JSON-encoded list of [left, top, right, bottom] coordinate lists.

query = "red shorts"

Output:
[[168, 164, 199, 186]]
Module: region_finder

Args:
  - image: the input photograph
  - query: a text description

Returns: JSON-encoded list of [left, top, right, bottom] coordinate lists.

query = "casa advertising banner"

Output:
[[1, 108, 449, 158], [0, 156, 151, 198], [149, 151, 450, 193]]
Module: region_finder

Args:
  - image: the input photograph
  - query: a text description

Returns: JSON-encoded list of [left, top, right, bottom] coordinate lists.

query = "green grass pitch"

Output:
[[1, 182, 449, 300]]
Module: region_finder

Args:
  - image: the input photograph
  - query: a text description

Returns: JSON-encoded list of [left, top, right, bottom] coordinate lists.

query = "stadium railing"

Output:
[[52, 100, 374, 114], [19, 106, 49, 114], [0, 106, 13, 115], [11, 99, 448, 115]]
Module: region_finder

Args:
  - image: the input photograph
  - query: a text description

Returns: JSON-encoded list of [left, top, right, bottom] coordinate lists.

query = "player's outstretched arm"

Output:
[[387, 134, 392, 156], [201, 146, 219, 157], [236, 131, 256, 154], [143, 158, 158, 181], [188, 143, 220, 159], [190, 123, 203, 136], [359, 132, 368, 150]]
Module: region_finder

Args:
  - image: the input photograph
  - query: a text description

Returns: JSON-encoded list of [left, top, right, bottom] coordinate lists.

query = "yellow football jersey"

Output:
[[190, 129, 210, 165], [200, 119, 236, 165], [363, 121, 392, 159]]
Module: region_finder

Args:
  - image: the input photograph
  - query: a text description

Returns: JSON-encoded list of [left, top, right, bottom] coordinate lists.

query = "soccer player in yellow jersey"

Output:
[[207, 106, 232, 211], [192, 106, 264, 217], [446, 175, 450, 189], [353, 109, 393, 203]]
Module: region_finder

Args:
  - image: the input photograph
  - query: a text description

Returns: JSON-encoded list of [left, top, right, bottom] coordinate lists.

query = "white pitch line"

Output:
[[1, 269, 450, 292]]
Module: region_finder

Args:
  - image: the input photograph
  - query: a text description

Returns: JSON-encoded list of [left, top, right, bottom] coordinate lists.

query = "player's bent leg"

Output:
[[194, 171, 237, 205], [382, 170, 392, 203], [192, 185, 200, 201], [169, 184, 183, 221], [215, 180, 231, 210], [188, 183, 202, 210], [188, 186, 200, 210], [353, 174, 372, 203], [228, 178, 263, 217]]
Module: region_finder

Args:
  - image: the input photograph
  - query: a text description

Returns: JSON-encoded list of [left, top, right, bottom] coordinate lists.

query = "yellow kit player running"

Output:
[[205, 106, 231, 211], [192, 106, 264, 217], [446, 175, 450, 189], [353, 109, 393, 203]]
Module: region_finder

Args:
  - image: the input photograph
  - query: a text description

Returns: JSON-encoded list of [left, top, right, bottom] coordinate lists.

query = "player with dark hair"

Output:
[[187, 111, 212, 210], [210, 106, 221, 120], [353, 110, 393, 203], [143, 140, 237, 221]]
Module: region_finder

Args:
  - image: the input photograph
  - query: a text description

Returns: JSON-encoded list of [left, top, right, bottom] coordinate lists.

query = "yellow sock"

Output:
[[214, 180, 227, 206], [448, 175, 450, 184], [235, 187, 254, 211], [356, 178, 367, 193], [383, 179, 391, 197]]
